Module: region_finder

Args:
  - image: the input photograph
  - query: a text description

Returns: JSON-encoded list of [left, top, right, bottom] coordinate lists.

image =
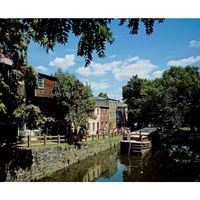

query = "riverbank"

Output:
[[3, 135, 122, 181]]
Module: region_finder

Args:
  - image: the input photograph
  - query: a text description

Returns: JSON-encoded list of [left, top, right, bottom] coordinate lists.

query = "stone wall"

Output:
[[4, 137, 121, 181]]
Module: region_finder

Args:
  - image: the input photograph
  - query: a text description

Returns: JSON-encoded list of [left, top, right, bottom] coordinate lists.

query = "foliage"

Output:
[[0, 18, 164, 67], [122, 75, 147, 128], [0, 18, 163, 139], [0, 63, 38, 125], [54, 69, 95, 132], [13, 103, 41, 129], [98, 92, 109, 98], [160, 66, 200, 131], [122, 66, 200, 132], [0, 103, 6, 114], [36, 116, 55, 135]]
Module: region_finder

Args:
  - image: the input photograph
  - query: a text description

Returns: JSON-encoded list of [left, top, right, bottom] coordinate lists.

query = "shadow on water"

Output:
[[0, 125, 33, 181], [0, 145, 33, 181], [0, 144, 33, 182], [121, 145, 200, 182]]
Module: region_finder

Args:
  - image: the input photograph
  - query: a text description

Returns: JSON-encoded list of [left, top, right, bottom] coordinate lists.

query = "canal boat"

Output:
[[120, 127, 158, 156]]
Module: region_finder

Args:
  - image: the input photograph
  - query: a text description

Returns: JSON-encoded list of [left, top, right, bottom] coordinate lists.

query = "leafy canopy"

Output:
[[0, 18, 164, 67], [98, 92, 109, 99], [123, 66, 200, 132], [54, 69, 95, 130]]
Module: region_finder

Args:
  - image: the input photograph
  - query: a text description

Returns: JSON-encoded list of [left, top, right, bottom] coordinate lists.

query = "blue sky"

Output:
[[27, 19, 200, 100]]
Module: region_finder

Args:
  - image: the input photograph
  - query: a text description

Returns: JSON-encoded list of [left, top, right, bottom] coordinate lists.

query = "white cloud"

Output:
[[77, 56, 160, 80], [76, 67, 91, 76], [49, 54, 75, 69], [84, 81, 111, 91], [35, 66, 48, 72], [112, 59, 157, 80], [109, 54, 117, 58], [76, 60, 122, 77], [124, 56, 140, 64], [151, 70, 164, 79], [189, 40, 200, 48], [167, 56, 200, 67]]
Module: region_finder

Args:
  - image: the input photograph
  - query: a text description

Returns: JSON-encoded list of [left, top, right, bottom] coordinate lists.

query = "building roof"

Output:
[[92, 96, 118, 102], [92, 96, 107, 101], [38, 73, 57, 81], [117, 101, 127, 108], [92, 97, 126, 108], [91, 97, 109, 108]]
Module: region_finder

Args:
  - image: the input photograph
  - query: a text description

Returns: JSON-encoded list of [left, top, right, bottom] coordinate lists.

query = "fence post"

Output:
[[85, 134, 87, 142], [28, 135, 31, 147], [58, 135, 60, 145], [92, 134, 94, 141], [98, 133, 99, 140], [44, 135, 46, 146], [103, 132, 105, 139]]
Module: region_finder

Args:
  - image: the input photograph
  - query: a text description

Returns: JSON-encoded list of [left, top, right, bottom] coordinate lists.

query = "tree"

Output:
[[53, 70, 95, 133], [139, 79, 164, 127], [13, 103, 41, 129], [0, 18, 164, 139], [122, 66, 200, 132], [98, 92, 109, 98], [122, 75, 146, 129], [0, 63, 38, 125], [160, 66, 200, 131], [0, 18, 164, 68]]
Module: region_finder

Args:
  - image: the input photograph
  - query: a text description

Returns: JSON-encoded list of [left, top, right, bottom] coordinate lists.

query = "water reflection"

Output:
[[38, 144, 200, 182], [39, 146, 118, 182]]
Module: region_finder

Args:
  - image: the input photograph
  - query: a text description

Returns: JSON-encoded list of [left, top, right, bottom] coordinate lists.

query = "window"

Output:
[[93, 123, 95, 131], [105, 121, 108, 128], [97, 108, 99, 115], [38, 76, 44, 89]]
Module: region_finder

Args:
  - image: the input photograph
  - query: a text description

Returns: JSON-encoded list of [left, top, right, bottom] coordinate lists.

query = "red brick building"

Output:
[[35, 73, 57, 98], [31, 73, 57, 116], [100, 107, 109, 129]]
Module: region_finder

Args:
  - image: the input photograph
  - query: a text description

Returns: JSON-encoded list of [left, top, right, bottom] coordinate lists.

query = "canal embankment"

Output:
[[2, 135, 122, 181]]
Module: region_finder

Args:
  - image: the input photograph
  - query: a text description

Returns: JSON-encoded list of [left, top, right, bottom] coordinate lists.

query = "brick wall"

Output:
[[35, 77, 56, 98], [100, 108, 109, 129]]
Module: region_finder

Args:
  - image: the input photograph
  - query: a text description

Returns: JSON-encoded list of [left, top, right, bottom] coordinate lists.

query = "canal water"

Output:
[[38, 144, 200, 182]]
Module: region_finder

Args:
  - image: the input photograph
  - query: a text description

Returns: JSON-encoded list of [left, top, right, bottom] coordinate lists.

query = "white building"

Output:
[[87, 107, 100, 135]]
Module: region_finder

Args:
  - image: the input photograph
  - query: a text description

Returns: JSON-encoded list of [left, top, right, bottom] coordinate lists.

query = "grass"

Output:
[[42, 171, 53, 178], [83, 135, 122, 145], [23, 134, 123, 150]]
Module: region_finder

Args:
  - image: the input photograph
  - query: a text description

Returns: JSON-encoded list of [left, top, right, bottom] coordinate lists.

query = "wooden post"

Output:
[[28, 135, 31, 147], [98, 133, 99, 140], [92, 134, 94, 141], [44, 135, 46, 146], [103, 132, 105, 139], [58, 135, 60, 144], [85, 134, 87, 142]]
